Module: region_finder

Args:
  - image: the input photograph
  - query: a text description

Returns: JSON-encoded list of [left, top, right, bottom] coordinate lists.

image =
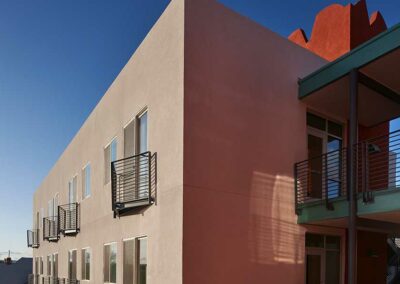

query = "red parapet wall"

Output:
[[288, 0, 387, 62]]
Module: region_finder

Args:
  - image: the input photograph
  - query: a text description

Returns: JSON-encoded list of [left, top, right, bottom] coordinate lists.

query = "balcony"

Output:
[[58, 203, 80, 236], [111, 151, 157, 216], [295, 130, 400, 224], [27, 229, 40, 248], [43, 216, 59, 242]]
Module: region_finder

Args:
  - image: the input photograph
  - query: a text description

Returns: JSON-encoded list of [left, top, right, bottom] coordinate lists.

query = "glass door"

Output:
[[308, 129, 326, 199], [306, 249, 325, 284]]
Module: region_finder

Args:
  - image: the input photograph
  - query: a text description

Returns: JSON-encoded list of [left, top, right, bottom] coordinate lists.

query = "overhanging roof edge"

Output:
[[299, 22, 400, 99]]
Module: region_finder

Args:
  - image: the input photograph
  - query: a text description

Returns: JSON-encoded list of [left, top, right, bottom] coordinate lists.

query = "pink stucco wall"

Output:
[[182, 0, 326, 283]]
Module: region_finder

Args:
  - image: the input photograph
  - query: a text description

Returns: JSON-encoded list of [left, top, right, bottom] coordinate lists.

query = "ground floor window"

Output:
[[53, 253, 58, 278], [104, 243, 117, 283], [137, 237, 147, 284], [81, 248, 91, 280], [123, 237, 148, 284], [34, 257, 39, 275], [306, 233, 341, 284], [68, 250, 77, 280], [47, 255, 51, 276], [40, 257, 43, 275]]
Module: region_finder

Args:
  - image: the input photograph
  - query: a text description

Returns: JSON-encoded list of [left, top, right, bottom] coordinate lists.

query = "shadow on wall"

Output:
[[248, 172, 303, 266]]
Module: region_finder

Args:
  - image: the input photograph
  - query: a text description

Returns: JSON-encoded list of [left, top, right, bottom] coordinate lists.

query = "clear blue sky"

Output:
[[0, 0, 399, 259]]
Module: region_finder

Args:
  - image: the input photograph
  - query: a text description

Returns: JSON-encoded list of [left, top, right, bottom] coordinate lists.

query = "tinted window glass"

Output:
[[306, 233, 324, 248], [328, 121, 343, 138], [307, 113, 326, 131]]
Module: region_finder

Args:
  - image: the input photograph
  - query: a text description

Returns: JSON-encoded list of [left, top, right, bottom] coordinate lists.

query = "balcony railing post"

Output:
[[324, 154, 328, 205], [148, 152, 151, 201], [75, 203, 78, 231]]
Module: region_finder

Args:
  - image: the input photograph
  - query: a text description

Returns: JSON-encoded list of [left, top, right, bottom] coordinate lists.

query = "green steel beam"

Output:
[[299, 22, 400, 99], [298, 189, 400, 224]]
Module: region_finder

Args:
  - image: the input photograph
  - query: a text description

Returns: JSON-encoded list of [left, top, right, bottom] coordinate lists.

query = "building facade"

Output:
[[27, 0, 400, 284]]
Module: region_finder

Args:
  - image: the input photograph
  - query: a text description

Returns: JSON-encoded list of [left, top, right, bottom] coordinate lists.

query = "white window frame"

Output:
[[104, 137, 117, 185], [47, 254, 52, 276], [68, 249, 77, 280], [68, 175, 78, 204], [137, 109, 148, 155], [81, 247, 91, 281], [52, 252, 58, 278], [82, 163, 91, 200], [104, 242, 118, 284]]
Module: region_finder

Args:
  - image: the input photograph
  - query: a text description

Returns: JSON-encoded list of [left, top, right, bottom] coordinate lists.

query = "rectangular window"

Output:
[[138, 111, 148, 154], [105, 138, 117, 184], [82, 164, 91, 199], [68, 250, 77, 280], [123, 239, 135, 284], [305, 233, 341, 284], [47, 255, 51, 276], [35, 257, 39, 275], [40, 208, 44, 229], [53, 253, 58, 278], [104, 243, 117, 283], [48, 200, 53, 217], [53, 194, 59, 217], [68, 176, 77, 204], [124, 120, 135, 158], [81, 248, 91, 280], [40, 257, 43, 275], [137, 237, 147, 284]]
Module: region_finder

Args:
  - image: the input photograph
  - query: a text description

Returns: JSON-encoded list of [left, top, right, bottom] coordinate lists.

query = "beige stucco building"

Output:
[[28, 0, 400, 284]]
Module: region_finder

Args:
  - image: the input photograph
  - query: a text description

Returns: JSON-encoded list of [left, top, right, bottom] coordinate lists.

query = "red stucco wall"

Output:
[[183, 0, 326, 283]]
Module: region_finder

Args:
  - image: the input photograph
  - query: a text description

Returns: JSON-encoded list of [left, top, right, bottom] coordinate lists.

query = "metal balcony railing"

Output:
[[43, 216, 59, 241], [295, 130, 400, 213], [295, 147, 347, 212], [111, 151, 157, 216], [58, 203, 80, 235], [27, 230, 40, 248], [357, 129, 400, 202]]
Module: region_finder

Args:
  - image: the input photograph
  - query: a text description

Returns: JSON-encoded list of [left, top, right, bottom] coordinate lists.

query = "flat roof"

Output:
[[299, 22, 400, 99]]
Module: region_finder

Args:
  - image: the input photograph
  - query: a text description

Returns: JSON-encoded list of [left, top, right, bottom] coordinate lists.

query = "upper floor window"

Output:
[[124, 109, 148, 159], [104, 243, 117, 283], [40, 208, 44, 229], [124, 119, 135, 158], [48, 200, 52, 218], [105, 138, 117, 184], [82, 164, 91, 199], [81, 248, 91, 281], [47, 194, 58, 218], [138, 111, 148, 154], [68, 176, 77, 204]]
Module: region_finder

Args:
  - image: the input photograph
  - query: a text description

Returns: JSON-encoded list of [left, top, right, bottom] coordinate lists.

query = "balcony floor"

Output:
[[298, 188, 400, 230]]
